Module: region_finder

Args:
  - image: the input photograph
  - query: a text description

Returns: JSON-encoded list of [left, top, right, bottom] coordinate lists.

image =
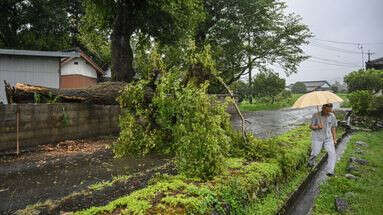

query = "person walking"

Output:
[[308, 103, 338, 176]]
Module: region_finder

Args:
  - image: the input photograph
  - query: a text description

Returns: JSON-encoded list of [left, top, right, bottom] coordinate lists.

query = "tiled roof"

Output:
[[368, 57, 383, 64], [298, 80, 331, 88]]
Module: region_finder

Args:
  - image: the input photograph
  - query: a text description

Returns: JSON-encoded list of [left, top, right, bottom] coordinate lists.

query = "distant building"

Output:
[[0, 49, 78, 103], [366, 57, 383, 70], [60, 51, 104, 89], [297, 80, 332, 92]]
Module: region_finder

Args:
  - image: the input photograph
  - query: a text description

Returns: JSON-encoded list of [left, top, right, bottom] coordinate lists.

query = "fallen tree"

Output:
[[4, 81, 126, 105]]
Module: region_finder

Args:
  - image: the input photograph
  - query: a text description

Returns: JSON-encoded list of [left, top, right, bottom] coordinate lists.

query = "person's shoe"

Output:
[[326, 172, 335, 177]]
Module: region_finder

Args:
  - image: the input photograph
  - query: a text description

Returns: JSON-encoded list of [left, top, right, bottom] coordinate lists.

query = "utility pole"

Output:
[[358, 44, 365, 70]]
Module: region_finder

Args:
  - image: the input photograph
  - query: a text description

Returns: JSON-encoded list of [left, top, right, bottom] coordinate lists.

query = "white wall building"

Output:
[[0, 49, 78, 104]]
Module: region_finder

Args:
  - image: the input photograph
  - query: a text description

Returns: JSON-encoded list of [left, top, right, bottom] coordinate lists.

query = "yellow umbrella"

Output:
[[293, 91, 344, 109], [293, 91, 344, 125]]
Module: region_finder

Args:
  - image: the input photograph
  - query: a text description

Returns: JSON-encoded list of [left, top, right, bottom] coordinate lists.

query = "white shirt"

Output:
[[311, 112, 337, 141]]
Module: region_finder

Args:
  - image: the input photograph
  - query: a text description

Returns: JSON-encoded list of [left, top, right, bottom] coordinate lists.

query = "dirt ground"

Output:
[[0, 137, 173, 214]]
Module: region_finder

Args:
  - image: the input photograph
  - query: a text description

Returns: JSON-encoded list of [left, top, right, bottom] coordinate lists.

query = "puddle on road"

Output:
[[232, 106, 318, 138]]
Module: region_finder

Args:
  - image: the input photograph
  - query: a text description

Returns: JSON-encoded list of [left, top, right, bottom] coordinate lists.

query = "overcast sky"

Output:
[[277, 0, 383, 84]]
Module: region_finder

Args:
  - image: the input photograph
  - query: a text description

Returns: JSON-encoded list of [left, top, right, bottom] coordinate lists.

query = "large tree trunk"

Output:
[[4, 81, 126, 105], [111, 5, 135, 82]]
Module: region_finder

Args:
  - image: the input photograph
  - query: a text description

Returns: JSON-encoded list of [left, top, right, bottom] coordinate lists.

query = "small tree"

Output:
[[252, 72, 286, 103], [291, 82, 307, 94], [344, 69, 383, 93]]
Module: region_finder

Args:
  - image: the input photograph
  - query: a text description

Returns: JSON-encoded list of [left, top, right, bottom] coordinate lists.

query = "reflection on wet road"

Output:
[[232, 106, 318, 138]]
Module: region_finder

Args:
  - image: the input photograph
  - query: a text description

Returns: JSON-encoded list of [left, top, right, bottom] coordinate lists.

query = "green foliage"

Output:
[[34, 93, 42, 104], [239, 93, 302, 112], [195, 0, 312, 85], [0, 0, 83, 50], [116, 46, 234, 179], [313, 131, 383, 215], [232, 126, 311, 177], [76, 125, 314, 215], [33, 93, 60, 104], [370, 95, 383, 116], [61, 107, 70, 127], [84, 0, 204, 81], [337, 93, 351, 108], [231, 80, 251, 103], [291, 82, 307, 94], [344, 69, 383, 93], [252, 72, 286, 102], [348, 90, 373, 116]]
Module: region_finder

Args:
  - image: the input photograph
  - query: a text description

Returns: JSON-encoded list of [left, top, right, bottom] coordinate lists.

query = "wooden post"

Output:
[[16, 106, 20, 155]]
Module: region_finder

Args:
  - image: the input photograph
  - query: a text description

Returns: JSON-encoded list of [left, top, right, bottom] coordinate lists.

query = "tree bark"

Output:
[[111, 5, 135, 82], [248, 54, 253, 104], [4, 81, 126, 105]]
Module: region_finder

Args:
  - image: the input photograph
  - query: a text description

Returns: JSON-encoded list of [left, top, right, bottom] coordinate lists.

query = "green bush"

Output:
[[344, 69, 383, 93], [370, 95, 383, 118], [116, 71, 234, 180], [347, 90, 373, 116], [252, 72, 286, 102], [115, 45, 237, 180]]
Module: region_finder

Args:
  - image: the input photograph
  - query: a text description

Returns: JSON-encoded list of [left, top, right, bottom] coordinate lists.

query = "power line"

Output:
[[309, 41, 362, 54], [307, 59, 361, 68], [312, 38, 383, 45], [358, 44, 365, 69], [310, 56, 359, 66]]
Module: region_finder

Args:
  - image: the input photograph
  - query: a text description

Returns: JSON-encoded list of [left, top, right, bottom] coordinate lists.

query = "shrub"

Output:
[[116, 71, 235, 180], [347, 90, 373, 116], [344, 69, 383, 93], [370, 95, 383, 118], [252, 72, 286, 102], [116, 46, 237, 180]]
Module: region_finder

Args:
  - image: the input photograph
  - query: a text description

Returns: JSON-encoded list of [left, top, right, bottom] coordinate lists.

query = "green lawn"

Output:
[[239, 94, 302, 112], [239, 93, 350, 112], [337, 93, 351, 108], [313, 131, 383, 214]]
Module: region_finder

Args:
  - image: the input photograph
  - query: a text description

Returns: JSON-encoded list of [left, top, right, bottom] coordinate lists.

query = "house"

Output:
[[60, 51, 105, 89], [0, 49, 79, 104], [366, 57, 383, 70], [298, 80, 332, 92]]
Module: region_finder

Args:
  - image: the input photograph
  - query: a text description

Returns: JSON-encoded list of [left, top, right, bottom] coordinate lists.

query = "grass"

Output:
[[239, 94, 302, 112], [313, 130, 383, 214], [246, 164, 311, 214], [74, 125, 314, 215], [337, 93, 351, 108], [239, 93, 350, 112]]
